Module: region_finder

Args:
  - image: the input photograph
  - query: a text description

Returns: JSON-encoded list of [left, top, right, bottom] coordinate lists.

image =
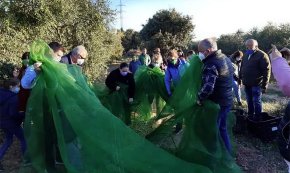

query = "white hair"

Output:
[[72, 45, 88, 58]]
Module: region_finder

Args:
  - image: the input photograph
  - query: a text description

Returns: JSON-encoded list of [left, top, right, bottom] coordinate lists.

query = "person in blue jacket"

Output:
[[129, 54, 142, 75], [164, 49, 189, 96], [0, 78, 26, 171], [164, 49, 189, 133]]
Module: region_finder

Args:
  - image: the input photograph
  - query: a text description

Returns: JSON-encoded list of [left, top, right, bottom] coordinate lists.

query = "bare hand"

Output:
[[33, 62, 42, 72], [269, 44, 282, 60]]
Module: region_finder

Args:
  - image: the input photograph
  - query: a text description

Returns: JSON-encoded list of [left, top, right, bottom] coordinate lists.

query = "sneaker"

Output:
[[0, 162, 4, 171]]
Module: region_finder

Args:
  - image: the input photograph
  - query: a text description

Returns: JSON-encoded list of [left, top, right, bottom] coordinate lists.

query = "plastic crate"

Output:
[[232, 109, 247, 134], [247, 112, 282, 142]]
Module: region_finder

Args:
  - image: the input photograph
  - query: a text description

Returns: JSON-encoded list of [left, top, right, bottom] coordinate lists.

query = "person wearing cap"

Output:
[[269, 46, 290, 173], [61, 45, 88, 66]]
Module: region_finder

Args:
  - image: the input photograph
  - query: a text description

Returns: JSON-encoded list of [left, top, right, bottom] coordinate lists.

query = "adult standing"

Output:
[[129, 50, 142, 75], [21, 42, 65, 171], [230, 51, 243, 106], [164, 49, 189, 133], [196, 38, 234, 153], [138, 48, 151, 66], [240, 39, 271, 119]]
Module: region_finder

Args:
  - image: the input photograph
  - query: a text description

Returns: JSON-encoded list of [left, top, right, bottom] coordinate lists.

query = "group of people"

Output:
[[0, 37, 289, 172], [0, 41, 88, 171], [105, 38, 290, 172]]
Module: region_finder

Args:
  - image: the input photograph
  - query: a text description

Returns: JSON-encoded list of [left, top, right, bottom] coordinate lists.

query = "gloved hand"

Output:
[[116, 86, 120, 91], [128, 98, 133, 103], [269, 44, 282, 61]]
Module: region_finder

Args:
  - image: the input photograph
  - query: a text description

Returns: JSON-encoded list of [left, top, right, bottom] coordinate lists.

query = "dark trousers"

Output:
[[244, 86, 262, 117], [217, 105, 232, 153], [0, 126, 26, 160]]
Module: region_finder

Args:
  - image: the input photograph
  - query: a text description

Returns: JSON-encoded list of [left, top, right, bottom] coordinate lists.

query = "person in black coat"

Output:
[[105, 63, 135, 103]]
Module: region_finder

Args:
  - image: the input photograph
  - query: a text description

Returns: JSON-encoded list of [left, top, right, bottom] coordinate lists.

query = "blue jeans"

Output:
[[0, 127, 26, 160], [244, 86, 262, 116], [217, 105, 232, 153], [232, 81, 241, 102]]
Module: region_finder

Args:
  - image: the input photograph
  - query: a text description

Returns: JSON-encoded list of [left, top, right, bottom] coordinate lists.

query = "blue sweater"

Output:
[[129, 60, 142, 74], [164, 59, 189, 95], [0, 89, 23, 128]]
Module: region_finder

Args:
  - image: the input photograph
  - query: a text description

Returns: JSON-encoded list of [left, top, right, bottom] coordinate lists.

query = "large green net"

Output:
[[20, 40, 215, 173], [93, 83, 133, 125], [93, 66, 168, 123], [147, 56, 241, 173], [133, 66, 168, 120]]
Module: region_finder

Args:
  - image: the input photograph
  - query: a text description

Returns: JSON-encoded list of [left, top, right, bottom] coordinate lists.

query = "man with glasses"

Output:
[[61, 45, 88, 66]]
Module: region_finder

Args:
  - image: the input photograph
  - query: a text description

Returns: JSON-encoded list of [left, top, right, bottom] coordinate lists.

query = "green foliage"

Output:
[[139, 9, 195, 54], [0, 0, 123, 81], [121, 29, 141, 53], [216, 30, 245, 55], [217, 23, 290, 55]]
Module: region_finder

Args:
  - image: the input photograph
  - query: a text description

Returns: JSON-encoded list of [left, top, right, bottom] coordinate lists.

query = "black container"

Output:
[[247, 112, 282, 142], [232, 109, 247, 134]]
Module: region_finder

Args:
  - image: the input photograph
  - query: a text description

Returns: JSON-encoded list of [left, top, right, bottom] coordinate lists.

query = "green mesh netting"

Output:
[[94, 66, 168, 123], [20, 40, 213, 173], [147, 56, 242, 173], [134, 66, 168, 120], [93, 83, 133, 125]]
